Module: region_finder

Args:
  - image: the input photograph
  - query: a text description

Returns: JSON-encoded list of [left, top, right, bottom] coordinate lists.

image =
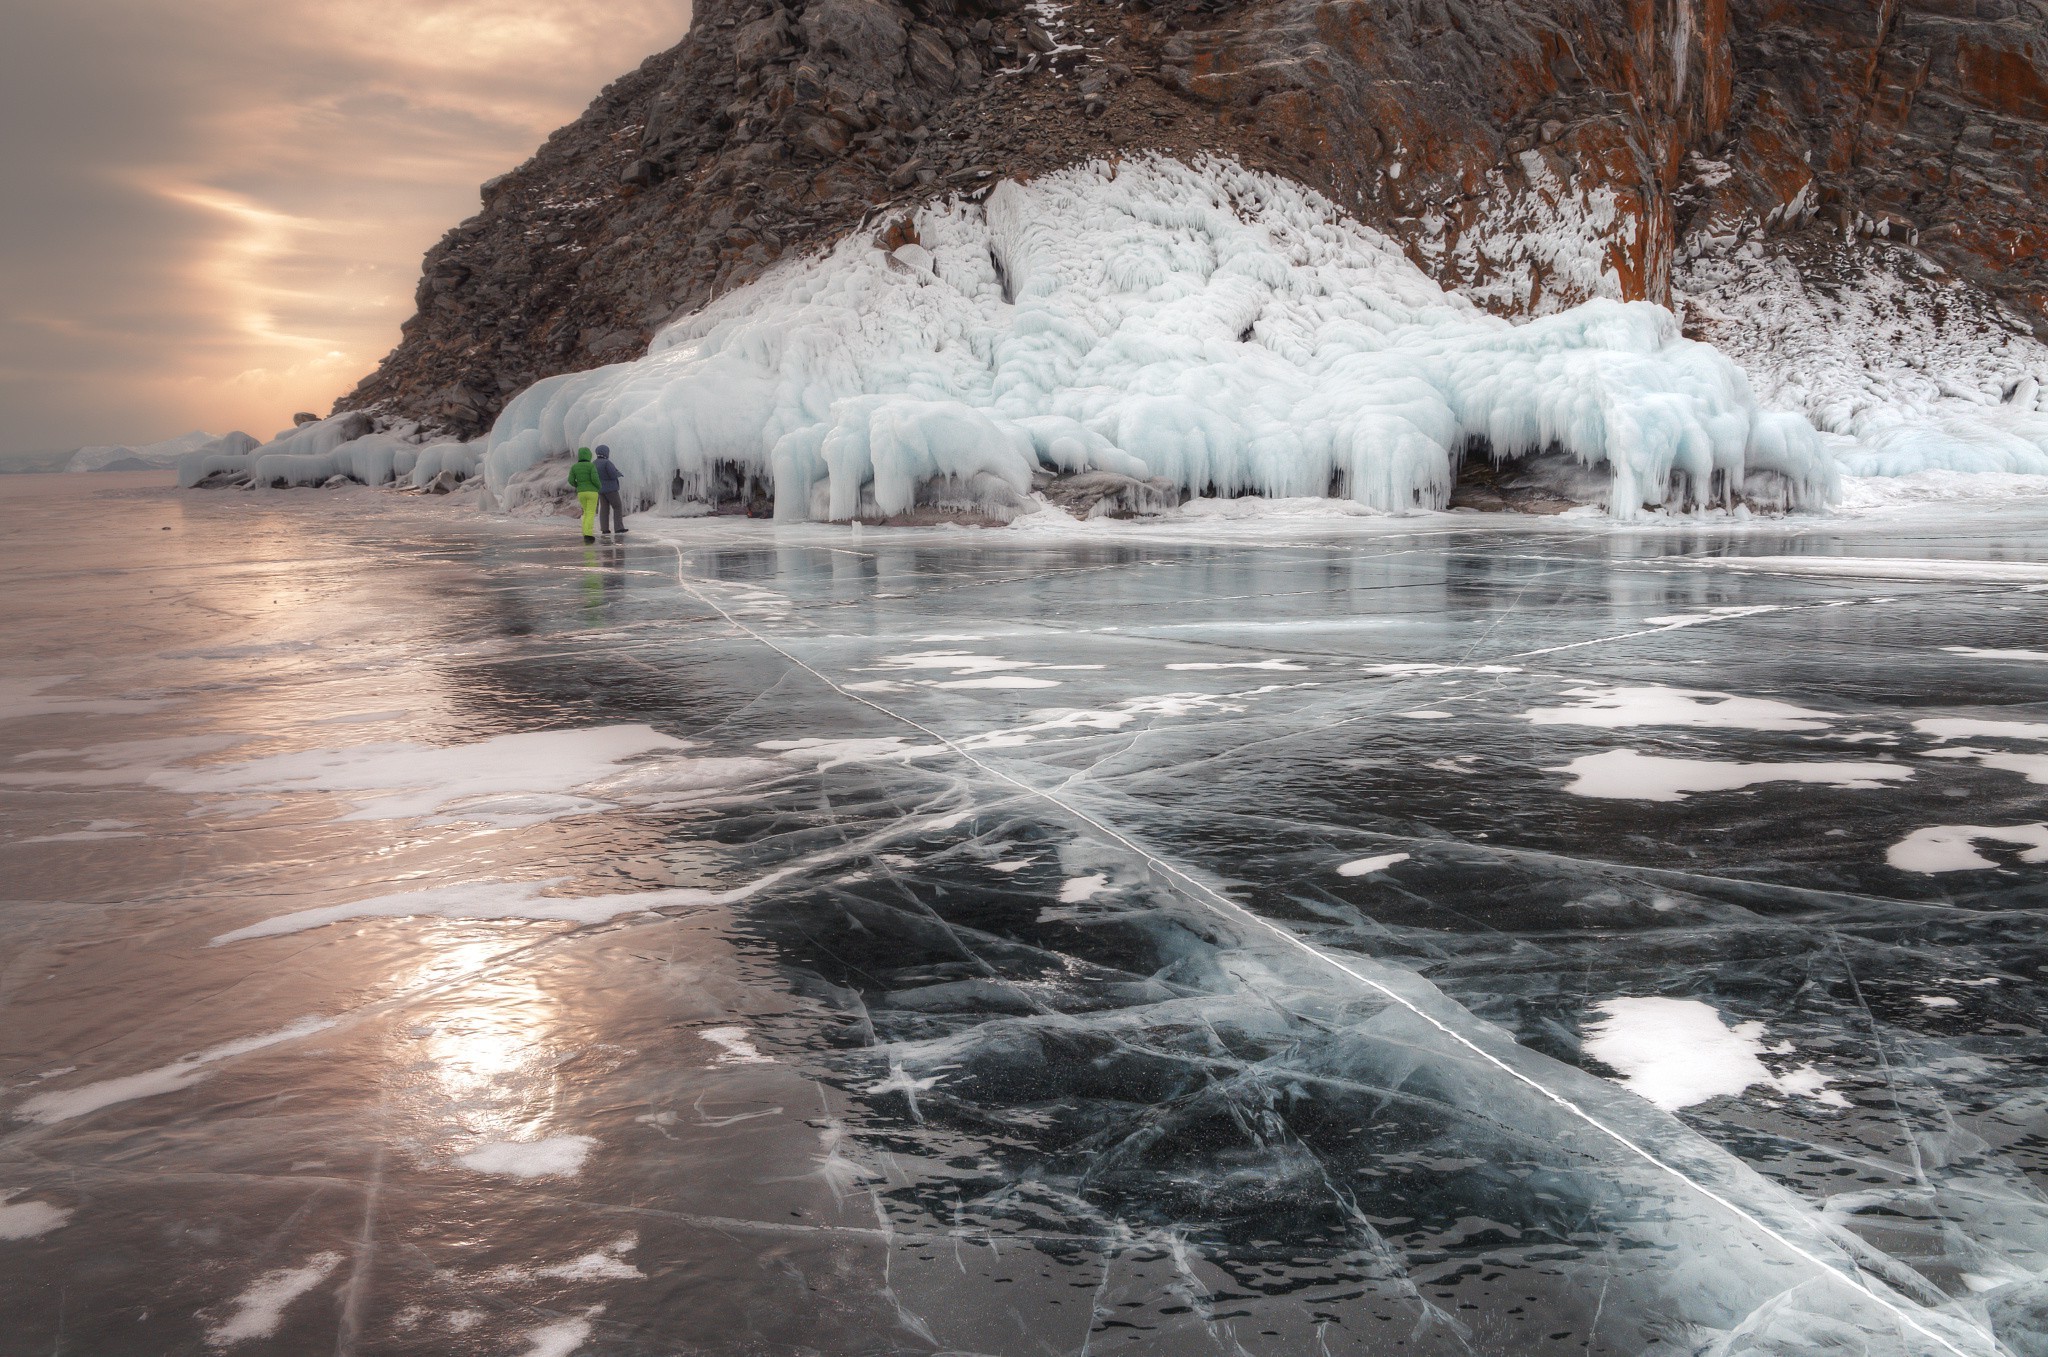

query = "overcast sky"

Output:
[[0, 0, 691, 458]]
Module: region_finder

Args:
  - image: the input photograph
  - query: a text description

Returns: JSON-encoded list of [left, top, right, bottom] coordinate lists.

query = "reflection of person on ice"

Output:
[[568, 447, 601, 543], [594, 445, 628, 537]]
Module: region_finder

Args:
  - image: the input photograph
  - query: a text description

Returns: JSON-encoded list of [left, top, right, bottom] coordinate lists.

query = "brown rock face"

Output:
[[339, 0, 2048, 438]]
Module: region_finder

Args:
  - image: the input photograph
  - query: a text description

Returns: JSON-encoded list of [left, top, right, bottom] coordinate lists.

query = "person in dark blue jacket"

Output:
[[593, 444, 629, 537]]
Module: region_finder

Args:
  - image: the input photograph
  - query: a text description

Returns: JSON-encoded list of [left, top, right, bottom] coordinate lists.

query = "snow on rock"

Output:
[[1887, 823, 2048, 874], [481, 156, 1834, 523]]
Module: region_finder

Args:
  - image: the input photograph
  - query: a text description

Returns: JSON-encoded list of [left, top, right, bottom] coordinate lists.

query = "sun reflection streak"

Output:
[[404, 939, 564, 1141]]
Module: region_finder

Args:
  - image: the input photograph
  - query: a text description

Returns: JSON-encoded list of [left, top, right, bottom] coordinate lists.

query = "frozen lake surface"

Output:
[[4, 472, 2048, 1356]]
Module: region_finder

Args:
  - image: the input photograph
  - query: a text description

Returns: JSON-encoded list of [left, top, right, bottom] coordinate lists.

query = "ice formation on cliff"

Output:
[[480, 156, 1834, 522], [175, 415, 483, 490], [1678, 244, 2048, 478]]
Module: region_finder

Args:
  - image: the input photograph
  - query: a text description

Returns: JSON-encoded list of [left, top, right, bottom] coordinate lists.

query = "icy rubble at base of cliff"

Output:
[[173, 415, 486, 491], [479, 156, 1834, 523], [1676, 241, 2048, 478]]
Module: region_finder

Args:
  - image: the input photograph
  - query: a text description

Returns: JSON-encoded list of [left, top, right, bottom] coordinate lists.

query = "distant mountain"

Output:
[[67, 431, 258, 473]]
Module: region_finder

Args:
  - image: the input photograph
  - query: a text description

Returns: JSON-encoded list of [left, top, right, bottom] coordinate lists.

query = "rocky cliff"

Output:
[[337, 0, 2048, 439]]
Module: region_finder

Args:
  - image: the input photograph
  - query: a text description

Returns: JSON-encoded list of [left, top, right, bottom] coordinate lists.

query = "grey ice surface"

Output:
[[3, 472, 2048, 1356]]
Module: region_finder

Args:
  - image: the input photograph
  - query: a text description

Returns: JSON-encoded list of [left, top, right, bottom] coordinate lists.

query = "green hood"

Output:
[[576, 447, 592, 461]]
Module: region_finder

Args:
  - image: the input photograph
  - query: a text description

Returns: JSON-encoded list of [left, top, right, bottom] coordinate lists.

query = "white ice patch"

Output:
[[207, 878, 743, 946], [1525, 685, 1833, 732], [204, 1251, 342, 1347], [1925, 747, 2048, 784], [515, 1314, 598, 1357], [1058, 874, 1112, 903], [1886, 823, 2048, 874], [1640, 605, 1784, 629], [20, 818, 145, 843], [482, 156, 1832, 524], [1688, 557, 2048, 585], [1337, 852, 1410, 877], [534, 1235, 644, 1283], [456, 1135, 596, 1179], [931, 675, 1061, 689], [757, 735, 945, 768], [1914, 717, 2048, 743], [1945, 646, 2048, 663], [1583, 997, 1844, 1111], [1398, 709, 1453, 720], [1553, 749, 1913, 801], [0, 1192, 71, 1240], [1166, 659, 1307, 671], [158, 726, 770, 827], [17, 1016, 335, 1124], [0, 676, 163, 722], [699, 1026, 772, 1065]]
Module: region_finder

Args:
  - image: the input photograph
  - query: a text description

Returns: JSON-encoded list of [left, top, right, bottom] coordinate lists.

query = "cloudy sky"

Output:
[[0, 0, 692, 459]]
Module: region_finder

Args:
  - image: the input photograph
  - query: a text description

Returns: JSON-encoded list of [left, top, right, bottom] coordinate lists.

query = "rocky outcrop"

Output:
[[337, 0, 2048, 439]]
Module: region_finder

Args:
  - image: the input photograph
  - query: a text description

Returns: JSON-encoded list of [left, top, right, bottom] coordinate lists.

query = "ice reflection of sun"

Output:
[[408, 940, 561, 1136]]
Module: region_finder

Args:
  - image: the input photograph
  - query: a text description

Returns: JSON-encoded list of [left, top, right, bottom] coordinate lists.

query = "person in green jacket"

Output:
[[567, 447, 601, 543]]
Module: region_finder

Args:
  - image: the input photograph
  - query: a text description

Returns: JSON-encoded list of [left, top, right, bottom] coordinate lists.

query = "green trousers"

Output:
[[577, 491, 599, 537]]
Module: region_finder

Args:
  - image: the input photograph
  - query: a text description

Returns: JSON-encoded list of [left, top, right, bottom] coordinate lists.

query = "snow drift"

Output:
[[480, 156, 1834, 522]]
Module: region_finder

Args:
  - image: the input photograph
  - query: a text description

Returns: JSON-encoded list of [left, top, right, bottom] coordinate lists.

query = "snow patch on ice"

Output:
[[758, 735, 945, 768], [1058, 874, 1112, 903], [204, 1251, 342, 1347], [1913, 717, 2048, 744], [158, 726, 772, 827], [1525, 685, 1833, 732], [1583, 997, 1845, 1111], [1688, 556, 2048, 585], [457, 1135, 596, 1179], [1924, 747, 2048, 784], [207, 878, 741, 945], [699, 1026, 772, 1065], [0, 1192, 71, 1240], [1553, 749, 1913, 801], [1166, 658, 1306, 671], [0, 676, 162, 721], [16, 1016, 335, 1123], [1337, 852, 1409, 878], [1945, 646, 2048, 663], [514, 1313, 599, 1357], [1887, 823, 2048, 874]]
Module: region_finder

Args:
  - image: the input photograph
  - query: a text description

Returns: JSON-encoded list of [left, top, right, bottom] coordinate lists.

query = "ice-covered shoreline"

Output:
[[169, 156, 2048, 526]]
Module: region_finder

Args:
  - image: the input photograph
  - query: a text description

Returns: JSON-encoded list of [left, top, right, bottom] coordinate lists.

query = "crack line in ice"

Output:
[[667, 541, 1993, 1357]]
